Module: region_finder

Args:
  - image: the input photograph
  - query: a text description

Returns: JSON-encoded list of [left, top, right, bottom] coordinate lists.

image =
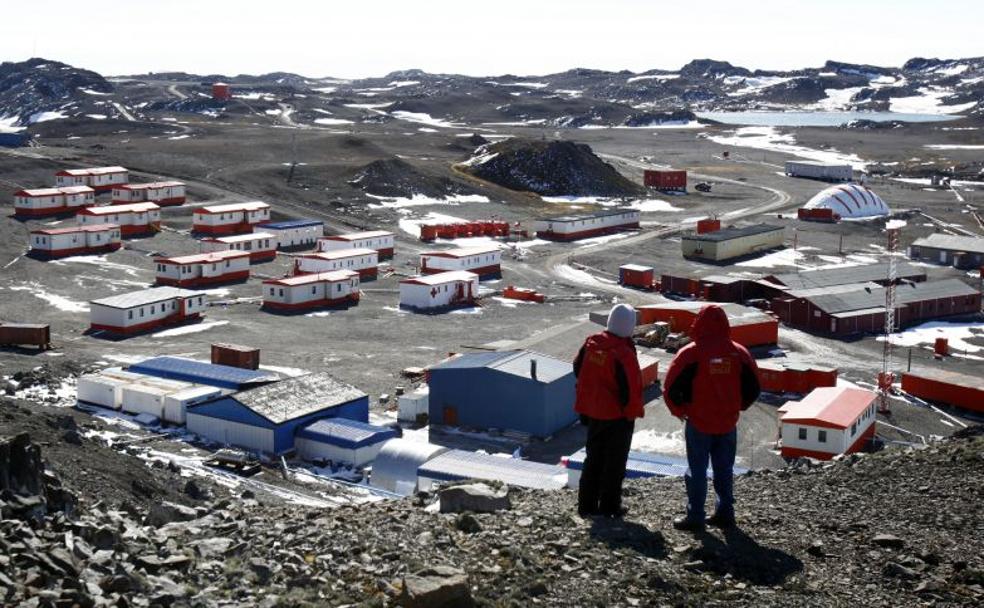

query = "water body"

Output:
[[696, 111, 959, 127]]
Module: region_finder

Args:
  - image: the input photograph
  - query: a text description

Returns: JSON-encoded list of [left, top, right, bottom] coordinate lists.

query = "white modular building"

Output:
[[154, 250, 251, 287], [192, 201, 271, 235], [199, 231, 278, 263], [262, 270, 360, 313], [778, 386, 878, 460], [397, 385, 429, 423], [76, 368, 148, 409], [29, 224, 122, 259], [111, 181, 186, 206], [13, 186, 95, 218], [785, 161, 853, 182], [293, 248, 379, 279], [55, 166, 128, 192], [88, 287, 208, 337], [76, 202, 161, 237], [419, 245, 501, 279], [121, 377, 223, 424], [294, 418, 398, 467], [398, 271, 479, 311], [257, 220, 324, 250], [533, 209, 641, 241], [317, 230, 395, 260]]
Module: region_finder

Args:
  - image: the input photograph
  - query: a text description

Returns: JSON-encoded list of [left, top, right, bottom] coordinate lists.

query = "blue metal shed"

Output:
[[427, 350, 577, 438], [417, 449, 567, 490], [128, 356, 280, 390], [295, 418, 397, 467], [185, 372, 369, 454], [565, 448, 749, 487]]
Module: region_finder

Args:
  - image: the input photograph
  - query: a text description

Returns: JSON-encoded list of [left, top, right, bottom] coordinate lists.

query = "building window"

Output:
[[851, 423, 857, 435], [798, 427, 807, 441], [128, 310, 133, 319], [818, 430, 827, 443]]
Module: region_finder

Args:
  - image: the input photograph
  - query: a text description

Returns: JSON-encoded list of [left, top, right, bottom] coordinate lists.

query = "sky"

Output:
[[4, 0, 983, 78]]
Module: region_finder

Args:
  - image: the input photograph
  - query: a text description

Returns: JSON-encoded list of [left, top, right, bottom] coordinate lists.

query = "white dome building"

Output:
[[802, 184, 890, 219]]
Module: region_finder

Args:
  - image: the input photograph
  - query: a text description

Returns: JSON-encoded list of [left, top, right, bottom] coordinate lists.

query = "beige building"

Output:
[[682, 224, 785, 262]]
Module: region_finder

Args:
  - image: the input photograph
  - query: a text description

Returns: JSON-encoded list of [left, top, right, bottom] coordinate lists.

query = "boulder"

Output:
[[146, 502, 198, 527], [439, 483, 510, 514], [398, 566, 473, 608]]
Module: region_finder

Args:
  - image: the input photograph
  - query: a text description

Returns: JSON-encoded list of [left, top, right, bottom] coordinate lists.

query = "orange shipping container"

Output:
[[901, 369, 984, 414]]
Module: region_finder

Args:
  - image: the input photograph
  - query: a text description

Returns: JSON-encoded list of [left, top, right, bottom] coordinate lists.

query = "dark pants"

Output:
[[684, 421, 737, 520], [578, 416, 634, 515]]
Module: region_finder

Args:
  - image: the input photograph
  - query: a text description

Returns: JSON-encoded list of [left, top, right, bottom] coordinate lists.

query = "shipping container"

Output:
[[901, 369, 984, 414], [398, 386, 430, 423], [76, 368, 147, 409], [162, 386, 223, 424], [797, 207, 839, 222], [696, 219, 721, 234], [784, 161, 852, 182], [643, 170, 687, 191], [212, 82, 231, 100], [121, 378, 193, 419], [619, 264, 655, 289], [0, 323, 51, 349], [211, 343, 261, 370]]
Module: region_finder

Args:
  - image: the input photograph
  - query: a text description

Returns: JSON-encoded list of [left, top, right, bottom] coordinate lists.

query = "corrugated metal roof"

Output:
[[770, 263, 924, 290], [128, 356, 280, 388], [536, 209, 640, 222], [156, 250, 249, 265], [257, 219, 324, 230], [422, 245, 501, 258], [417, 449, 567, 490], [194, 201, 269, 214], [206, 231, 276, 244], [806, 279, 977, 315], [488, 351, 572, 383], [911, 233, 984, 255], [80, 202, 159, 215], [904, 367, 984, 391], [684, 223, 782, 243], [232, 372, 366, 425], [323, 230, 393, 241], [90, 286, 198, 309], [301, 248, 377, 260], [400, 271, 478, 286], [264, 270, 357, 286], [296, 418, 397, 449], [778, 386, 876, 428], [566, 449, 750, 478], [430, 351, 516, 370]]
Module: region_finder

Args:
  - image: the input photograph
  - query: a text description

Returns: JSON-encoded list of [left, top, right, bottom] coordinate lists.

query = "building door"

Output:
[[939, 250, 947, 264], [443, 406, 458, 426]]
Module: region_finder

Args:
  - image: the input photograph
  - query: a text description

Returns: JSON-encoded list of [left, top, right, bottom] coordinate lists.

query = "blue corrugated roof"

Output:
[[296, 418, 397, 449], [417, 449, 567, 490], [258, 219, 324, 230], [566, 449, 749, 479], [128, 356, 280, 390], [430, 351, 517, 370]]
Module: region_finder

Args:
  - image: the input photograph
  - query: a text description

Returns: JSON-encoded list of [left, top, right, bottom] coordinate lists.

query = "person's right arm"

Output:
[[662, 347, 696, 419]]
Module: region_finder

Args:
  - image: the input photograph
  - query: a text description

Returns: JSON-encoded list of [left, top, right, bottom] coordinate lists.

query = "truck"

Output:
[[784, 161, 852, 182]]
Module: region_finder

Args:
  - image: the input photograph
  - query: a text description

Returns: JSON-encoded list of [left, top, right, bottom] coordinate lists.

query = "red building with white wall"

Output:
[[111, 181, 186, 206], [154, 250, 251, 287], [778, 386, 877, 460], [262, 270, 360, 313], [294, 248, 379, 279], [88, 287, 208, 337], [199, 232, 278, 263], [317, 230, 395, 260], [29, 224, 122, 259], [192, 201, 271, 235], [76, 202, 161, 237], [55, 166, 128, 192], [533, 209, 640, 241], [419, 245, 501, 280], [13, 186, 95, 218]]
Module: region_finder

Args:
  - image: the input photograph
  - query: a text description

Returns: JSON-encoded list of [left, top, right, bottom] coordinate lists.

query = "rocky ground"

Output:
[[2, 387, 982, 607]]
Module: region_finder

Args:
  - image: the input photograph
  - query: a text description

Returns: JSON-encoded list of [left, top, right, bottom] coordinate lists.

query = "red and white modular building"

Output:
[[294, 248, 379, 279], [262, 270, 360, 313], [111, 181, 186, 206], [778, 386, 878, 460], [76, 202, 161, 237], [13, 186, 96, 218], [419, 245, 501, 280], [192, 201, 271, 235], [399, 271, 480, 311], [318, 230, 395, 260], [256, 220, 324, 250], [29, 224, 122, 259], [154, 250, 251, 287], [199, 231, 278, 263], [55, 166, 128, 192], [533, 209, 641, 241], [89, 287, 208, 337]]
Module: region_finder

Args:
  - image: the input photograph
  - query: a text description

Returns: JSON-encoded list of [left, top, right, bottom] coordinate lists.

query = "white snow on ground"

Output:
[[481, 120, 548, 127], [631, 429, 685, 455], [449, 306, 483, 315], [869, 75, 902, 88], [49, 255, 143, 277], [258, 364, 309, 377], [85, 114, 107, 120], [417, 127, 438, 133], [553, 89, 583, 97], [735, 246, 820, 270], [264, 109, 281, 115], [11, 378, 76, 407], [492, 296, 536, 308], [314, 118, 353, 125], [29, 110, 67, 123], [619, 121, 706, 130], [487, 81, 549, 89], [554, 264, 617, 288], [627, 74, 680, 83], [577, 233, 632, 248], [933, 64, 969, 77], [388, 80, 420, 87], [7, 284, 89, 313], [707, 126, 867, 169], [168, 134, 190, 140], [343, 102, 393, 110], [725, 75, 793, 97], [397, 212, 467, 238], [382, 305, 410, 316], [540, 195, 681, 212], [312, 86, 337, 94], [888, 87, 976, 115], [923, 144, 984, 150], [885, 219, 908, 230], [79, 88, 111, 96], [0, 115, 26, 132], [879, 321, 984, 355], [458, 151, 499, 167], [390, 111, 461, 128], [235, 92, 276, 101], [367, 193, 489, 210], [813, 87, 866, 111], [152, 320, 229, 338]]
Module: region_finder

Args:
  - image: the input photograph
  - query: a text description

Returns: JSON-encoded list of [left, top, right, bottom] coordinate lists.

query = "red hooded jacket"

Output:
[[662, 305, 760, 434], [573, 331, 645, 420]]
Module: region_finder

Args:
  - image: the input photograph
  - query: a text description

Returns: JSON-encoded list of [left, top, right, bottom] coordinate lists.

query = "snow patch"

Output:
[[391, 111, 461, 128], [7, 284, 89, 313], [879, 320, 984, 355], [631, 429, 685, 455], [707, 126, 866, 169], [152, 320, 229, 338], [314, 117, 353, 125], [367, 193, 489, 210]]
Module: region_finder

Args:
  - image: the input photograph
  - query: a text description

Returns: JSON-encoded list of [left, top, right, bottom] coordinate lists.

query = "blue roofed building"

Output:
[[294, 418, 398, 467], [427, 350, 577, 438], [256, 219, 324, 250], [127, 356, 280, 390], [564, 449, 750, 488], [186, 372, 369, 455]]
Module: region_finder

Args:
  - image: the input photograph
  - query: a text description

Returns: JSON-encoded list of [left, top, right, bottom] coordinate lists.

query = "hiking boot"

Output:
[[672, 516, 705, 532], [706, 513, 737, 529]]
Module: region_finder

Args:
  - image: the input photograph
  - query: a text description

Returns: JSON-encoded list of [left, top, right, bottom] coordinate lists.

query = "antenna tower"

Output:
[[878, 226, 901, 414]]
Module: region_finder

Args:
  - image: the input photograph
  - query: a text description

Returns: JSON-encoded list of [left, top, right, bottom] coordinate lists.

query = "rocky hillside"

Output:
[[2, 391, 982, 607], [0, 58, 119, 129], [459, 139, 646, 197], [348, 157, 478, 198]]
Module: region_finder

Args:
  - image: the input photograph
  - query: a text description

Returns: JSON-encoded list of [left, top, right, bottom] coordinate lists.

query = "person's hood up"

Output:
[[606, 303, 637, 338], [690, 304, 730, 344]]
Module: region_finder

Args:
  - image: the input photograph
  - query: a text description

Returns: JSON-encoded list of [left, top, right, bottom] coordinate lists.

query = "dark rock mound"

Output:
[[0, 57, 114, 125], [348, 157, 474, 198], [841, 119, 905, 130], [459, 138, 645, 197], [679, 59, 751, 79], [623, 109, 698, 127]]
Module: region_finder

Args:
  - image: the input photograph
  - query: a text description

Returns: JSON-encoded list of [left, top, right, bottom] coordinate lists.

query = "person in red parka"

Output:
[[663, 304, 760, 531], [573, 303, 644, 518]]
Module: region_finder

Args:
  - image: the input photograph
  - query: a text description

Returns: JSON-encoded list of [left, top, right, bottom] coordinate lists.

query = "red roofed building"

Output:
[[154, 250, 251, 287], [29, 224, 122, 258], [262, 270, 360, 313], [778, 386, 877, 460]]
